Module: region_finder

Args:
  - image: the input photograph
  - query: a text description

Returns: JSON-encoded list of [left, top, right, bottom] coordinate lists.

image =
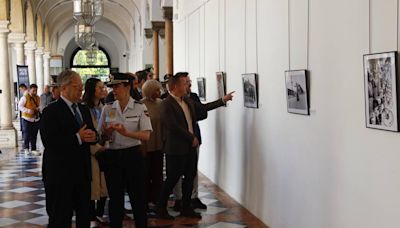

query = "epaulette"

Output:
[[134, 100, 143, 104]]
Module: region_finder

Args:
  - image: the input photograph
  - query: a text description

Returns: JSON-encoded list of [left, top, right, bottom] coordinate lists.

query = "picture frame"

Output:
[[197, 77, 206, 101], [363, 51, 399, 132], [285, 70, 310, 115], [242, 73, 259, 108], [216, 72, 226, 99]]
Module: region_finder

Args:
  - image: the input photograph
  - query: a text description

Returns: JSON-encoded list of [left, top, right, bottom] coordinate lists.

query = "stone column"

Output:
[[0, 21, 17, 148], [163, 7, 173, 75], [24, 41, 36, 85], [153, 29, 159, 79], [152, 21, 165, 80], [43, 52, 51, 85], [8, 33, 25, 65], [35, 47, 44, 95]]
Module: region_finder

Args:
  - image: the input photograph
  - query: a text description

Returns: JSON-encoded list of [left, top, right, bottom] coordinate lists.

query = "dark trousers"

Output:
[[19, 114, 25, 140], [145, 150, 163, 204], [104, 146, 147, 228], [90, 197, 107, 220], [45, 176, 90, 228], [158, 151, 198, 208], [22, 119, 39, 150]]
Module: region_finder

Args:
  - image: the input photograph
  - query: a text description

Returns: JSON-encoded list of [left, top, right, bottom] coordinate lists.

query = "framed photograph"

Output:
[[285, 70, 309, 115], [197, 77, 206, 101], [216, 72, 226, 98], [364, 51, 399, 132], [242, 73, 259, 108]]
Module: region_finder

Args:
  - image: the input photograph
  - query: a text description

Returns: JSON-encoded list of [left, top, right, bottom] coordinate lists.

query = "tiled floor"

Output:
[[0, 146, 267, 228]]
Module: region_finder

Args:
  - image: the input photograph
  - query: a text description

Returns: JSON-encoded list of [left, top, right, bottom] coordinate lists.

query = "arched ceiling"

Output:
[[29, 0, 143, 51]]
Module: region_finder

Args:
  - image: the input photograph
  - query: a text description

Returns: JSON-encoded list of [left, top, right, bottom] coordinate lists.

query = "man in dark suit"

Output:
[[40, 70, 97, 228], [173, 81, 235, 210], [155, 72, 204, 220]]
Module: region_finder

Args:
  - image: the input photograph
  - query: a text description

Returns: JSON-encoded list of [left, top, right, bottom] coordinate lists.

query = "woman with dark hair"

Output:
[[97, 73, 152, 228], [82, 78, 109, 227]]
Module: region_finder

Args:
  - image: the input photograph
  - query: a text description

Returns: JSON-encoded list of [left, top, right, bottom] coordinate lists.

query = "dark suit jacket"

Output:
[[160, 95, 203, 155], [40, 98, 96, 184], [189, 92, 225, 144]]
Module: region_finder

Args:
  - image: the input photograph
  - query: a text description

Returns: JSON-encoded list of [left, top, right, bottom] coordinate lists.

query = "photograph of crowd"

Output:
[[216, 72, 226, 99], [197, 77, 206, 101], [364, 51, 398, 131], [285, 70, 309, 115], [242, 73, 258, 108]]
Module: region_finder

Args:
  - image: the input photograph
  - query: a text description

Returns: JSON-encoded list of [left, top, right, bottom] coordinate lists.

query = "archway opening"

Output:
[[70, 47, 110, 82]]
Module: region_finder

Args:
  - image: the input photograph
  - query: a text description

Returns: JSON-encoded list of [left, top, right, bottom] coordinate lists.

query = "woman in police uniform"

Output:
[[98, 72, 152, 228]]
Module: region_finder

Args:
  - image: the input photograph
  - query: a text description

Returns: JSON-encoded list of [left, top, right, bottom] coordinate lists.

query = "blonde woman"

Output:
[[141, 79, 164, 207]]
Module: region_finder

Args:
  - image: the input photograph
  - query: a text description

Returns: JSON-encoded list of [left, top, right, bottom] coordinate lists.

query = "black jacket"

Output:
[[189, 92, 225, 144], [160, 95, 207, 155], [40, 98, 96, 184]]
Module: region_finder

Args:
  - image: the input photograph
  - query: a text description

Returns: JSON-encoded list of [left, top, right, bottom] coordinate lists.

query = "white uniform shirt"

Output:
[[98, 97, 153, 149]]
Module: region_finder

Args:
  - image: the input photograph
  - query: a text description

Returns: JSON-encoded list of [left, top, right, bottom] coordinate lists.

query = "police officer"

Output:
[[98, 73, 152, 228]]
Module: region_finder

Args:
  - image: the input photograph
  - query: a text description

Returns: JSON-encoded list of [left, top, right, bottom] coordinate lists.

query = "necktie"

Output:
[[71, 103, 83, 127]]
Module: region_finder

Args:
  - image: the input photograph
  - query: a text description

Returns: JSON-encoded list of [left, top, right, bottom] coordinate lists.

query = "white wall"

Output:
[[174, 0, 400, 227]]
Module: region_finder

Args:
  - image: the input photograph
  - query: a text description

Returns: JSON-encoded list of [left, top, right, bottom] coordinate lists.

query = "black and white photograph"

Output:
[[242, 73, 258, 108], [216, 72, 226, 98], [364, 51, 399, 132], [285, 70, 309, 115], [197, 77, 206, 101]]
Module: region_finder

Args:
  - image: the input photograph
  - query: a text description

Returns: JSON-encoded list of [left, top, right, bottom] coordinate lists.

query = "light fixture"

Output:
[[86, 42, 99, 65], [73, 0, 104, 26], [75, 21, 96, 50]]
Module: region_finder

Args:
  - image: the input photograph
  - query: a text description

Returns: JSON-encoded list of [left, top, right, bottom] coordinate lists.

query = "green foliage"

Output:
[[73, 50, 109, 66], [72, 49, 110, 83]]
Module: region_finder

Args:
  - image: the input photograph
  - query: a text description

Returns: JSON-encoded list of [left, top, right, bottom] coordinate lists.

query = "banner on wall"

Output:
[[16, 65, 29, 99]]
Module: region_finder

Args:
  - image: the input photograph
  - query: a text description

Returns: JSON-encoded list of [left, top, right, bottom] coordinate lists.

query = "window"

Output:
[[71, 48, 110, 83]]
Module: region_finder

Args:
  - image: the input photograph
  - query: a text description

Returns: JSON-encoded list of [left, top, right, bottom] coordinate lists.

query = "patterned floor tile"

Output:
[[29, 208, 47, 216], [206, 222, 247, 228], [33, 200, 46, 206], [16, 177, 42, 182], [0, 139, 267, 228], [8, 187, 38, 193], [0, 200, 30, 208], [197, 206, 227, 215], [24, 216, 49, 226], [25, 168, 41, 173], [0, 218, 20, 226]]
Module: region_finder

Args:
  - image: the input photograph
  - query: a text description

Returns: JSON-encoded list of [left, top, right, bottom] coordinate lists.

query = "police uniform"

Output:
[[98, 74, 152, 228]]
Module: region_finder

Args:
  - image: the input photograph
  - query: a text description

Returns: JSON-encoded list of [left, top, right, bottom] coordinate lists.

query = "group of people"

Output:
[[367, 57, 394, 126], [39, 69, 234, 228], [17, 83, 60, 156]]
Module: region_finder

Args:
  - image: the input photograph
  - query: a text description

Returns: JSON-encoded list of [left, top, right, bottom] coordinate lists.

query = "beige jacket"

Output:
[[90, 105, 108, 200]]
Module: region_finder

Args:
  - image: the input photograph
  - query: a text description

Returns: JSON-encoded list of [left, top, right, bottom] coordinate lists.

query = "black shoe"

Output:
[[154, 206, 175, 220], [172, 199, 182, 212], [191, 198, 207, 209], [179, 207, 202, 219]]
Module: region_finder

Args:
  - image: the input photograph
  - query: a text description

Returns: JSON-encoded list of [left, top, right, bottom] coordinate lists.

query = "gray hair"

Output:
[[57, 70, 80, 87], [142, 79, 162, 99]]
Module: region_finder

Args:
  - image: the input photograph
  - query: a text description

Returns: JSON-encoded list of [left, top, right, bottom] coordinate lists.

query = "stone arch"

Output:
[[35, 15, 43, 47], [44, 25, 50, 51], [25, 0, 34, 41], [9, 0, 23, 32], [0, 0, 7, 20]]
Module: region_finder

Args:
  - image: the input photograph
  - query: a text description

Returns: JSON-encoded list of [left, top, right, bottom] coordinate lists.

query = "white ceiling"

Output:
[[29, 0, 144, 52]]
